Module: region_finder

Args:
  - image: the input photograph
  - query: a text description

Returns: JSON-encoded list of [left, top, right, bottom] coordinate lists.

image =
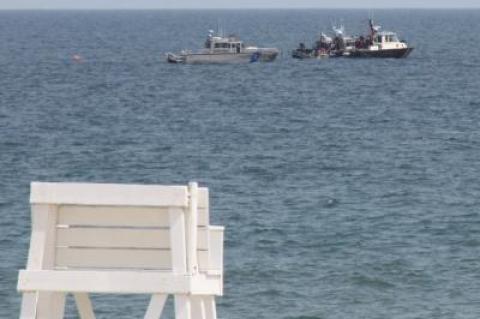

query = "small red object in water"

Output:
[[72, 54, 83, 63]]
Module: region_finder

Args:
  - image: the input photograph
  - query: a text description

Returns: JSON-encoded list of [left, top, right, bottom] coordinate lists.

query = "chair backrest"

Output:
[[27, 182, 214, 274]]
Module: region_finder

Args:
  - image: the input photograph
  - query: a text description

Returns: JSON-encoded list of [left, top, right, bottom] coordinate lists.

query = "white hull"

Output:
[[167, 49, 278, 64]]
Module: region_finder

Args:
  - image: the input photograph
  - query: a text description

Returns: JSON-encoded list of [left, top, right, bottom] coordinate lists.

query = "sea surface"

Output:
[[1, 9, 480, 319]]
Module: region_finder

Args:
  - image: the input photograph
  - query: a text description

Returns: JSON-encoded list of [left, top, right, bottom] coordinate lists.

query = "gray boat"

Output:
[[167, 30, 279, 64]]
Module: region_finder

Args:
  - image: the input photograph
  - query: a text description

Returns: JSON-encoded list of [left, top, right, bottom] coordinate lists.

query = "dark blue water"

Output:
[[1, 9, 480, 319]]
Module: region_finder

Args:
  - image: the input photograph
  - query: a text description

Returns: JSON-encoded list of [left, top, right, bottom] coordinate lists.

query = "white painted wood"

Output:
[[197, 228, 209, 252], [19, 182, 223, 319], [174, 295, 192, 319], [36, 292, 66, 319], [26, 204, 58, 269], [51, 293, 66, 319], [55, 227, 210, 250], [58, 206, 171, 227], [55, 247, 172, 269], [20, 204, 60, 319], [191, 296, 206, 319], [18, 270, 210, 294], [197, 208, 208, 229], [56, 227, 171, 249], [31, 182, 189, 207], [169, 208, 187, 274], [203, 296, 217, 319], [19, 292, 37, 319], [74, 293, 96, 319], [197, 250, 210, 273], [197, 187, 209, 229], [57, 205, 209, 227], [187, 182, 199, 274], [208, 227, 225, 273], [197, 188, 209, 209], [190, 274, 223, 296], [144, 294, 167, 319]]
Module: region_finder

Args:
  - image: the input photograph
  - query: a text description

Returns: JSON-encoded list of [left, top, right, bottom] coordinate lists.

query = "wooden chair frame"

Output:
[[17, 182, 224, 319]]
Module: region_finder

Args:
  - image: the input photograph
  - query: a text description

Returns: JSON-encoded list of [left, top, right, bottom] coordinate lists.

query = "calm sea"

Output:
[[1, 9, 480, 319]]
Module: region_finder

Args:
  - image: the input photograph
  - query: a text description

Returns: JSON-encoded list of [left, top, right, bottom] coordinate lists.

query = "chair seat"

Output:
[[18, 270, 222, 295]]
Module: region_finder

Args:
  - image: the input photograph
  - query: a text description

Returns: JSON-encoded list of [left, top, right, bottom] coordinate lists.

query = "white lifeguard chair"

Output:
[[17, 182, 224, 319]]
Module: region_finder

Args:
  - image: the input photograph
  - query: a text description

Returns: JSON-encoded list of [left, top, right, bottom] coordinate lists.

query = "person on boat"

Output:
[[366, 35, 373, 46], [355, 36, 367, 49], [333, 36, 345, 50]]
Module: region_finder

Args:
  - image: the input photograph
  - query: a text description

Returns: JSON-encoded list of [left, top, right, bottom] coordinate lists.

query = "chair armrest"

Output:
[[18, 270, 222, 295]]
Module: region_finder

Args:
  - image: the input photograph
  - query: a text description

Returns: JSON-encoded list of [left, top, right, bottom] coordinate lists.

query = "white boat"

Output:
[[292, 19, 413, 59], [349, 20, 414, 58], [167, 30, 279, 64]]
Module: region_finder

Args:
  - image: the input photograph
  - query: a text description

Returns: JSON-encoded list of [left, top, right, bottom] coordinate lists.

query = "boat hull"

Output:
[[349, 47, 414, 58], [292, 50, 329, 60], [167, 50, 278, 64]]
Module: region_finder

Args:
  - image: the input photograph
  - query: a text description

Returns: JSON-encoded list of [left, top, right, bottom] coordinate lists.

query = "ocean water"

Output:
[[1, 9, 480, 319]]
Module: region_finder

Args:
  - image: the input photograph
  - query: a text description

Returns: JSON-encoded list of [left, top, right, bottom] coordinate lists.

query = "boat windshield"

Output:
[[213, 42, 243, 52], [214, 42, 230, 48], [386, 34, 399, 42], [376, 33, 400, 43]]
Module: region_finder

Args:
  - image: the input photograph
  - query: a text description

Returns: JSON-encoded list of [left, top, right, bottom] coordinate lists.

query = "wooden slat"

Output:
[[198, 188, 209, 209], [55, 248, 171, 269], [56, 227, 209, 250], [19, 270, 222, 295], [198, 188, 209, 226], [169, 208, 187, 274], [197, 251, 209, 272], [30, 182, 188, 207], [56, 227, 170, 249], [197, 228, 208, 251], [207, 226, 224, 272], [187, 182, 199, 273], [18, 270, 193, 294], [198, 208, 209, 226], [57, 206, 170, 227], [57, 206, 209, 227]]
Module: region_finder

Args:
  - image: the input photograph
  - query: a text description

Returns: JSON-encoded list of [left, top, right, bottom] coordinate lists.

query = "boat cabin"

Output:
[[205, 34, 245, 53], [372, 31, 407, 50], [373, 31, 407, 50], [374, 31, 399, 44]]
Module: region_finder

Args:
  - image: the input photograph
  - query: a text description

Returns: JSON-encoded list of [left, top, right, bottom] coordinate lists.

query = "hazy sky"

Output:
[[1, 0, 480, 9]]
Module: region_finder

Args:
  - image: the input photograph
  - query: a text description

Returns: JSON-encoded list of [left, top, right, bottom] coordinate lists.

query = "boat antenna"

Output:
[[216, 19, 226, 37]]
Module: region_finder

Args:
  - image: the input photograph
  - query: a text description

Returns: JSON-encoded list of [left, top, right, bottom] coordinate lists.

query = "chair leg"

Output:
[[74, 293, 96, 319], [203, 296, 217, 319], [19, 292, 37, 319], [174, 295, 192, 319], [36, 292, 66, 319], [191, 296, 206, 319], [144, 294, 168, 319]]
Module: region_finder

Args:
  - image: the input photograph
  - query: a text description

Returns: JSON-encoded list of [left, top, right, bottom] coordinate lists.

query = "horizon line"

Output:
[[0, 7, 480, 11]]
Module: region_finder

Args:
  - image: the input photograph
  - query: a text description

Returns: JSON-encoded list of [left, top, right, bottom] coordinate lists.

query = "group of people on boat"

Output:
[[292, 19, 413, 59]]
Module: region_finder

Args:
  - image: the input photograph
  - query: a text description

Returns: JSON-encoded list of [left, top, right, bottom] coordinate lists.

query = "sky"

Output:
[[1, 0, 480, 10]]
